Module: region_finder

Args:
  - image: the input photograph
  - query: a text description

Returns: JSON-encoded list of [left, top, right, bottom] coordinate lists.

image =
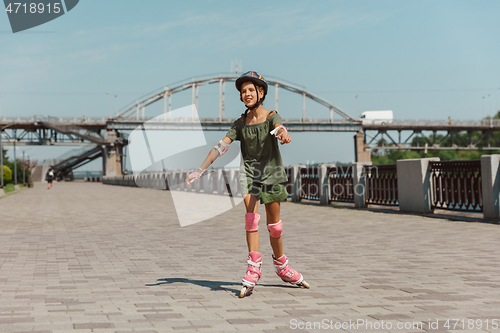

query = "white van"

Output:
[[359, 110, 393, 125]]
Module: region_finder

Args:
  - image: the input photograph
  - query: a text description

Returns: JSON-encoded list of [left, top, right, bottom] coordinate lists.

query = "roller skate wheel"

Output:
[[240, 286, 251, 298], [301, 280, 310, 289]]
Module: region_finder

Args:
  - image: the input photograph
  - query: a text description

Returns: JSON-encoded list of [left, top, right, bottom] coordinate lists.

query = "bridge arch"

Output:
[[115, 73, 357, 122]]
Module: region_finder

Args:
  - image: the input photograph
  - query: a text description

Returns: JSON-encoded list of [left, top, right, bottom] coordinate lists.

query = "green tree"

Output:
[[371, 114, 500, 165], [3, 160, 25, 184], [2, 165, 12, 183]]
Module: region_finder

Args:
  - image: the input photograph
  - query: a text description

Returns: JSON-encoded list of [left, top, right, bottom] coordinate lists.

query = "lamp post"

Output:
[[27, 155, 31, 187], [115, 95, 118, 117], [355, 94, 359, 116], [13, 134, 17, 187], [1, 124, 12, 189], [497, 88, 500, 116], [483, 96, 486, 119], [22, 150, 25, 185], [107, 92, 111, 118], [26, 155, 30, 187], [21, 149, 30, 185], [489, 94, 492, 118]]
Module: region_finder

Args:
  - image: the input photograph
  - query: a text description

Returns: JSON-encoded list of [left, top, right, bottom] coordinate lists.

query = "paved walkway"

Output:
[[1, 182, 499, 333]]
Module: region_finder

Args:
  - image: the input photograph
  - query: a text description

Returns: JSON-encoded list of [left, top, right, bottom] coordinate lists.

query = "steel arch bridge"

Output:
[[3, 73, 500, 179], [113, 73, 358, 125]]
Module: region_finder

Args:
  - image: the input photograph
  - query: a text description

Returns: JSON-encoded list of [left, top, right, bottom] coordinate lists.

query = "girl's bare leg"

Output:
[[244, 194, 259, 252], [265, 201, 284, 258]]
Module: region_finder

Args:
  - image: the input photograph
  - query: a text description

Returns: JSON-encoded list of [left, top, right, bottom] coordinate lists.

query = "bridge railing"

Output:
[[107, 117, 498, 126], [383, 119, 500, 127], [1, 116, 108, 124], [5, 116, 500, 127], [112, 117, 361, 124]]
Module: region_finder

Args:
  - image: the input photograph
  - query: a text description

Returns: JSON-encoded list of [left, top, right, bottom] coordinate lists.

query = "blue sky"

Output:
[[1, 0, 500, 168]]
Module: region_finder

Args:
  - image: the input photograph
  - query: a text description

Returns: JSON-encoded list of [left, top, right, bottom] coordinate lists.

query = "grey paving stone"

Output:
[[73, 322, 114, 329], [171, 325, 212, 330], [8, 331, 50, 333], [0, 182, 499, 332], [143, 313, 183, 320], [226, 318, 268, 325], [0, 317, 34, 324]]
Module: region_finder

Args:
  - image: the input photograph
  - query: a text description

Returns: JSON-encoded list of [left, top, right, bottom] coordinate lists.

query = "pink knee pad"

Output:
[[245, 213, 260, 232], [267, 220, 283, 238]]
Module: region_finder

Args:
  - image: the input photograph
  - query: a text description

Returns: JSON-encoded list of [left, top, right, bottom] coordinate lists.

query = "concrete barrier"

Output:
[[319, 163, 336, 205], [481, 154, 500, 220], [353, 162, 371, 209], [203, 171, 212, 194], [397, 158, 439, 214], [166, 172, 172, 190], [290, 165, 304, 203]]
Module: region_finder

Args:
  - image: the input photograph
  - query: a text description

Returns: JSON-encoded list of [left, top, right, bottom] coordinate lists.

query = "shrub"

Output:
[[1, 165, 12, 183]]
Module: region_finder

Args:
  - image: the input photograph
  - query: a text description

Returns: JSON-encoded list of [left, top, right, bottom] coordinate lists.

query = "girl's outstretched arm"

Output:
[[186, 136, 233, 186]]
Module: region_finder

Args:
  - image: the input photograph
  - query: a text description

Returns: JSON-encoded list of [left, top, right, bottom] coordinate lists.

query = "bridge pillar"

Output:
[[102, 147, 107, 176], [103, 130, 123, 177], [354, 132, 371, 163], [105, 146, 122, 177]]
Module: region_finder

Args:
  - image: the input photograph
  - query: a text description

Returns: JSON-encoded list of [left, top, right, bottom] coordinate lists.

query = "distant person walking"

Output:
[[46, 168, 55, 189]]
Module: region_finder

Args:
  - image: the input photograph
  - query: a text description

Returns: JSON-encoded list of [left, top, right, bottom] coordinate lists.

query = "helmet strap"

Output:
[[249, 84, 263, 109]]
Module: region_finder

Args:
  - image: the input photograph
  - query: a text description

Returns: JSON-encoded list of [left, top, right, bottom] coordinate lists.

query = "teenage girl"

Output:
[[186, 71, 309, 297]]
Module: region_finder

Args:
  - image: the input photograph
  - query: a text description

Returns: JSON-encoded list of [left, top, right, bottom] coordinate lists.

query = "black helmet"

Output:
[[235, 71, 268, 96]]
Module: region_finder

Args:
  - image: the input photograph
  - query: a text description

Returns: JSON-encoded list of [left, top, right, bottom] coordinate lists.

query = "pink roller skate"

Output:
[[272, 254, 310, 289], [240, 252, 262, 298]]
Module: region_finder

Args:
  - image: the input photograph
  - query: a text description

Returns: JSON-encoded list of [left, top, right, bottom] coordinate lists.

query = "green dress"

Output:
[[225, 111, 289, 203]]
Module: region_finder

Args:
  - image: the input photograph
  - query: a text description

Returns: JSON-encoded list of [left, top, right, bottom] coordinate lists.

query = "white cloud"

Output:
[[134, 5, 393, 50]]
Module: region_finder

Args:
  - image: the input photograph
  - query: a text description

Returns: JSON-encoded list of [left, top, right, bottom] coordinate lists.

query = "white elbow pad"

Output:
[[214, 140, 230, 156]]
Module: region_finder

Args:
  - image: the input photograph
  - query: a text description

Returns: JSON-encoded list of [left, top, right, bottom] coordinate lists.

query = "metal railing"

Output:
[[430, 160, 482, 211], [390, 119, 500, 127], [103, 158, 491, 215], [0, 116, 108, 124], [4, 115, 499, 128], [328, 165, 354, 203], [364, 164, 399, 206], [300, 166, 320, 201]]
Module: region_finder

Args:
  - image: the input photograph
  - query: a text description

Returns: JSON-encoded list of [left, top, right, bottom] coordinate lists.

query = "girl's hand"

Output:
[[277, 131, 291, 145], [185, 169, 205, 187], [185, 176, 196, 187]]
